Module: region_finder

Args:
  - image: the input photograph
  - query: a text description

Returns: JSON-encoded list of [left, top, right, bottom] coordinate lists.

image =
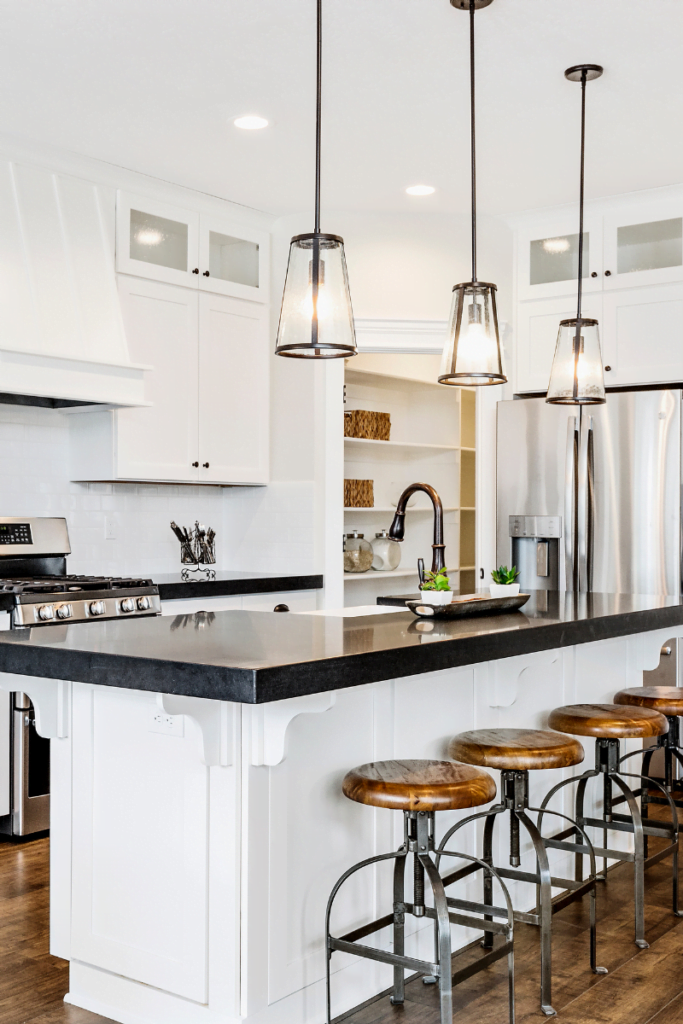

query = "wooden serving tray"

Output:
[[406, 593, 530, 619]]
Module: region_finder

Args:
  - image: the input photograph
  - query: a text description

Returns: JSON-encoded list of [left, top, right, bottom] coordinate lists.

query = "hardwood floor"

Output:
[[3, 823, 683, 1024], [0, 838, 111, 1024]]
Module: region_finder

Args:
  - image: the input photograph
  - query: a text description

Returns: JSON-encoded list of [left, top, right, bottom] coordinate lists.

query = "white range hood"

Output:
[[0, 159, 147, 407]]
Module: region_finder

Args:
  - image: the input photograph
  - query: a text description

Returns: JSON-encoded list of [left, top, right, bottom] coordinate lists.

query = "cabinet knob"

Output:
[[273, 604, 290, 613], [203, 270, 210, 277], [604, 366, 612, 372], [192, 461, 199, 467], [203, 462, 210, 468], [192, 268, 199, 274], [590, 271, 598, 278], [604, 270, 612, 276]]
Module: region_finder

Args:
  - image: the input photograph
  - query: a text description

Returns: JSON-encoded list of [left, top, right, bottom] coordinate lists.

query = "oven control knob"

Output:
[[55, 604, 73, 620], [37, 605, 54, 621], [120, 598, 136, 613], [137, 596, 152, 611], [89, 601, 106, 616]]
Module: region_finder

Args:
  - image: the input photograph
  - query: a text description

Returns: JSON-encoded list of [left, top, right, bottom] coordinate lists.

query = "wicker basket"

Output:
[[344, 410, 391, 441], [344, 479, 374, 508]]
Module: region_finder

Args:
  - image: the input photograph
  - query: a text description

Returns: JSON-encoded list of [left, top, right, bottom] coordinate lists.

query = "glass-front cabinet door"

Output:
[[116, 192, 200, 288], [116, 193, 270, 302], [198, 214, 269, 302], [603, 201, 683, 290], [517, 213, 603, 301]]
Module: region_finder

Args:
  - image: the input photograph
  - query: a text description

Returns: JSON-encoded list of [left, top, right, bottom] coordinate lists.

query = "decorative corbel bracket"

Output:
[[250, 691, 336, 766], [157, 694, 233, 767], [632, 626, 683, 675], [484, 650, 561, 709], [0, 672, 69, 738]]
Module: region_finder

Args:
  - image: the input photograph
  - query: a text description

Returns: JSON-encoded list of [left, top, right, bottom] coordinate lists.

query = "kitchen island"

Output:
[[0, 592, 681, 1024]]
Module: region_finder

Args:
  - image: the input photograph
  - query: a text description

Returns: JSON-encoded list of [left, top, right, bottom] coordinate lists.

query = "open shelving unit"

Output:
[[341, 354, 476, 607]]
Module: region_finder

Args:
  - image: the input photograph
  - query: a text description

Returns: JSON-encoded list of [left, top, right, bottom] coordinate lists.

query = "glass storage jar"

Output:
[[371, 530, 401, 571], [343, 531, 373, 573]]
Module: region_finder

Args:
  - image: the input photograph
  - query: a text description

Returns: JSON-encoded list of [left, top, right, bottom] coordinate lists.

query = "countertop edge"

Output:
[[0, 600, 680, 704], [250, 603, 683, 702]]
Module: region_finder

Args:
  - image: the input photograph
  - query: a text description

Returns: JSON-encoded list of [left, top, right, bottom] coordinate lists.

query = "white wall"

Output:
[[0, 404, 223, 576]]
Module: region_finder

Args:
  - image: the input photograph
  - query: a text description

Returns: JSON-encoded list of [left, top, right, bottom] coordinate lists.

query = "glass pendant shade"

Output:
[[546, 318, 605, 404], [275, 233, 356, 358], [439, 281, 505, 385]]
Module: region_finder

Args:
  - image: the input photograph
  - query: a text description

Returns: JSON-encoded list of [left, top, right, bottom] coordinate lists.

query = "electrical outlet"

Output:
[[149, 708, 184, 737], [104, 515, 118, 541]]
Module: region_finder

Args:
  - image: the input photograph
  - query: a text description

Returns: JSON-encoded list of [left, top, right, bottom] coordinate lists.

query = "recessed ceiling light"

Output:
[[234, 115, 269, 130], [406, 185, 435, 196]]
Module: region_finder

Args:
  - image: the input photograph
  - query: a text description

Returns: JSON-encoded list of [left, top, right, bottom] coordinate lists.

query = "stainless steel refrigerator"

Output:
[[496, 390, 682, 595]]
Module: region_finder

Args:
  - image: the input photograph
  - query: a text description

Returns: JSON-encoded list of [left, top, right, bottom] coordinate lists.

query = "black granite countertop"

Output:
[[154, 571, 323, 602], [0, 591, 681, 704]]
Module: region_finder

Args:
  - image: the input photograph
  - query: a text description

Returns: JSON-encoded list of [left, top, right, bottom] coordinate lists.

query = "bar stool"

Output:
[[544, 704, 681, 950], [614, 687, 683, 828], [437, 729, 605, 1017], [325, 759, 516, 1024]]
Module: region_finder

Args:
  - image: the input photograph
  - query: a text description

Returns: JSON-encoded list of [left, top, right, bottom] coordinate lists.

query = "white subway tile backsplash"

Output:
[[0, 405, 317, 579]]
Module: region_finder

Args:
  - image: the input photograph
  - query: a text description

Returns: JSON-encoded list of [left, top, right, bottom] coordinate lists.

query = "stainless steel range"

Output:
[[0, 517, 161, 835]]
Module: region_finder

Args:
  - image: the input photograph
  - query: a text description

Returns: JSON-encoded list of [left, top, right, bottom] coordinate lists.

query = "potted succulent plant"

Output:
[[490, 565, 521, 597], [419, 568, 453, 606]]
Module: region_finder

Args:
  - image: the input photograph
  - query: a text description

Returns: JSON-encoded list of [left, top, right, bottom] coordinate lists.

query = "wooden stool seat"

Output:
[[342, 759, 497, 812], [548, 703, 668, 739], [448, 728, 584, 771], [614, 687, 683, 718]]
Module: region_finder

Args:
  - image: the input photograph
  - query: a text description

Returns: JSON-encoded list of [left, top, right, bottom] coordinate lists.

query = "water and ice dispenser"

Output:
[[508, 515, 562, 591]]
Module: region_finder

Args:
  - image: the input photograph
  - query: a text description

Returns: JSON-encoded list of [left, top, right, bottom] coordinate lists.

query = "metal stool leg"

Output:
[[390, 847, 407, 1005], [610, 774, 648, 948], [418, 814, 453, 1024], [533, 803, 607, 976], [517, 810, 556, 1017], [483, 807, 499, 949]]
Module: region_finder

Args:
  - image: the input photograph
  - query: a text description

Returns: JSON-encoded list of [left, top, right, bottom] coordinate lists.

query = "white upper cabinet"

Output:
[[115, 278, 200, 482], [198, 212, 269, 303], [513, 186, 683, 392], [70, 277, 270, 485], [602, 198, 683, 290], [517, 211, 603, 302], [197, 292, 269, 484], [116, 192, 269, 303], [602, 284, 683, 387]]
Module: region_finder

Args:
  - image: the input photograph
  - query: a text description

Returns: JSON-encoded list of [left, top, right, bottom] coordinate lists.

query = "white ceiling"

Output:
[[0, 0, 681, 219]]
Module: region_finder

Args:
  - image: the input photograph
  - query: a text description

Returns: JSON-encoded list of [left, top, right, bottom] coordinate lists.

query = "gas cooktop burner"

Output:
[[0, 574, 155, 595]]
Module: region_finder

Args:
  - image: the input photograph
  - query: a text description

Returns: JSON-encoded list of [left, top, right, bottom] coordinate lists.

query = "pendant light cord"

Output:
[[314, 0, 322, 236], [469, 0, 477, 283], [576, 68, 587, 321]]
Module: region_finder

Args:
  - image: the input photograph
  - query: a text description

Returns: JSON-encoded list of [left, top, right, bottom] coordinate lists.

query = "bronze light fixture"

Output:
[[275, 0, 356, 359], [546, 65, 606, 405], [439, 0, 506, 387]]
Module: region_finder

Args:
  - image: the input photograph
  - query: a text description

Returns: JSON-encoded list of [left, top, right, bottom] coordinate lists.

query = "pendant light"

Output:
[[439, 0, 506, 387], [275, 0, 356, 359], [546, 65, 606, 405]]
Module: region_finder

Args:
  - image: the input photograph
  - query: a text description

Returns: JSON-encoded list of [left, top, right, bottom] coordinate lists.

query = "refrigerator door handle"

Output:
[[578, 414, 594, 592], [565, 416, 579, 591]]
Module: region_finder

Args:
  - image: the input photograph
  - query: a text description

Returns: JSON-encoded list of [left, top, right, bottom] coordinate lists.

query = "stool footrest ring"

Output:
[[451, 941, 513, 987], [329, 937, 438, 977]]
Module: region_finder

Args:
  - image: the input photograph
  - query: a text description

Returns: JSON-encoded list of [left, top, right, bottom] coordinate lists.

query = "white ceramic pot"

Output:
[[489, 583, 520, 598], [418, 589, 453, 606]]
